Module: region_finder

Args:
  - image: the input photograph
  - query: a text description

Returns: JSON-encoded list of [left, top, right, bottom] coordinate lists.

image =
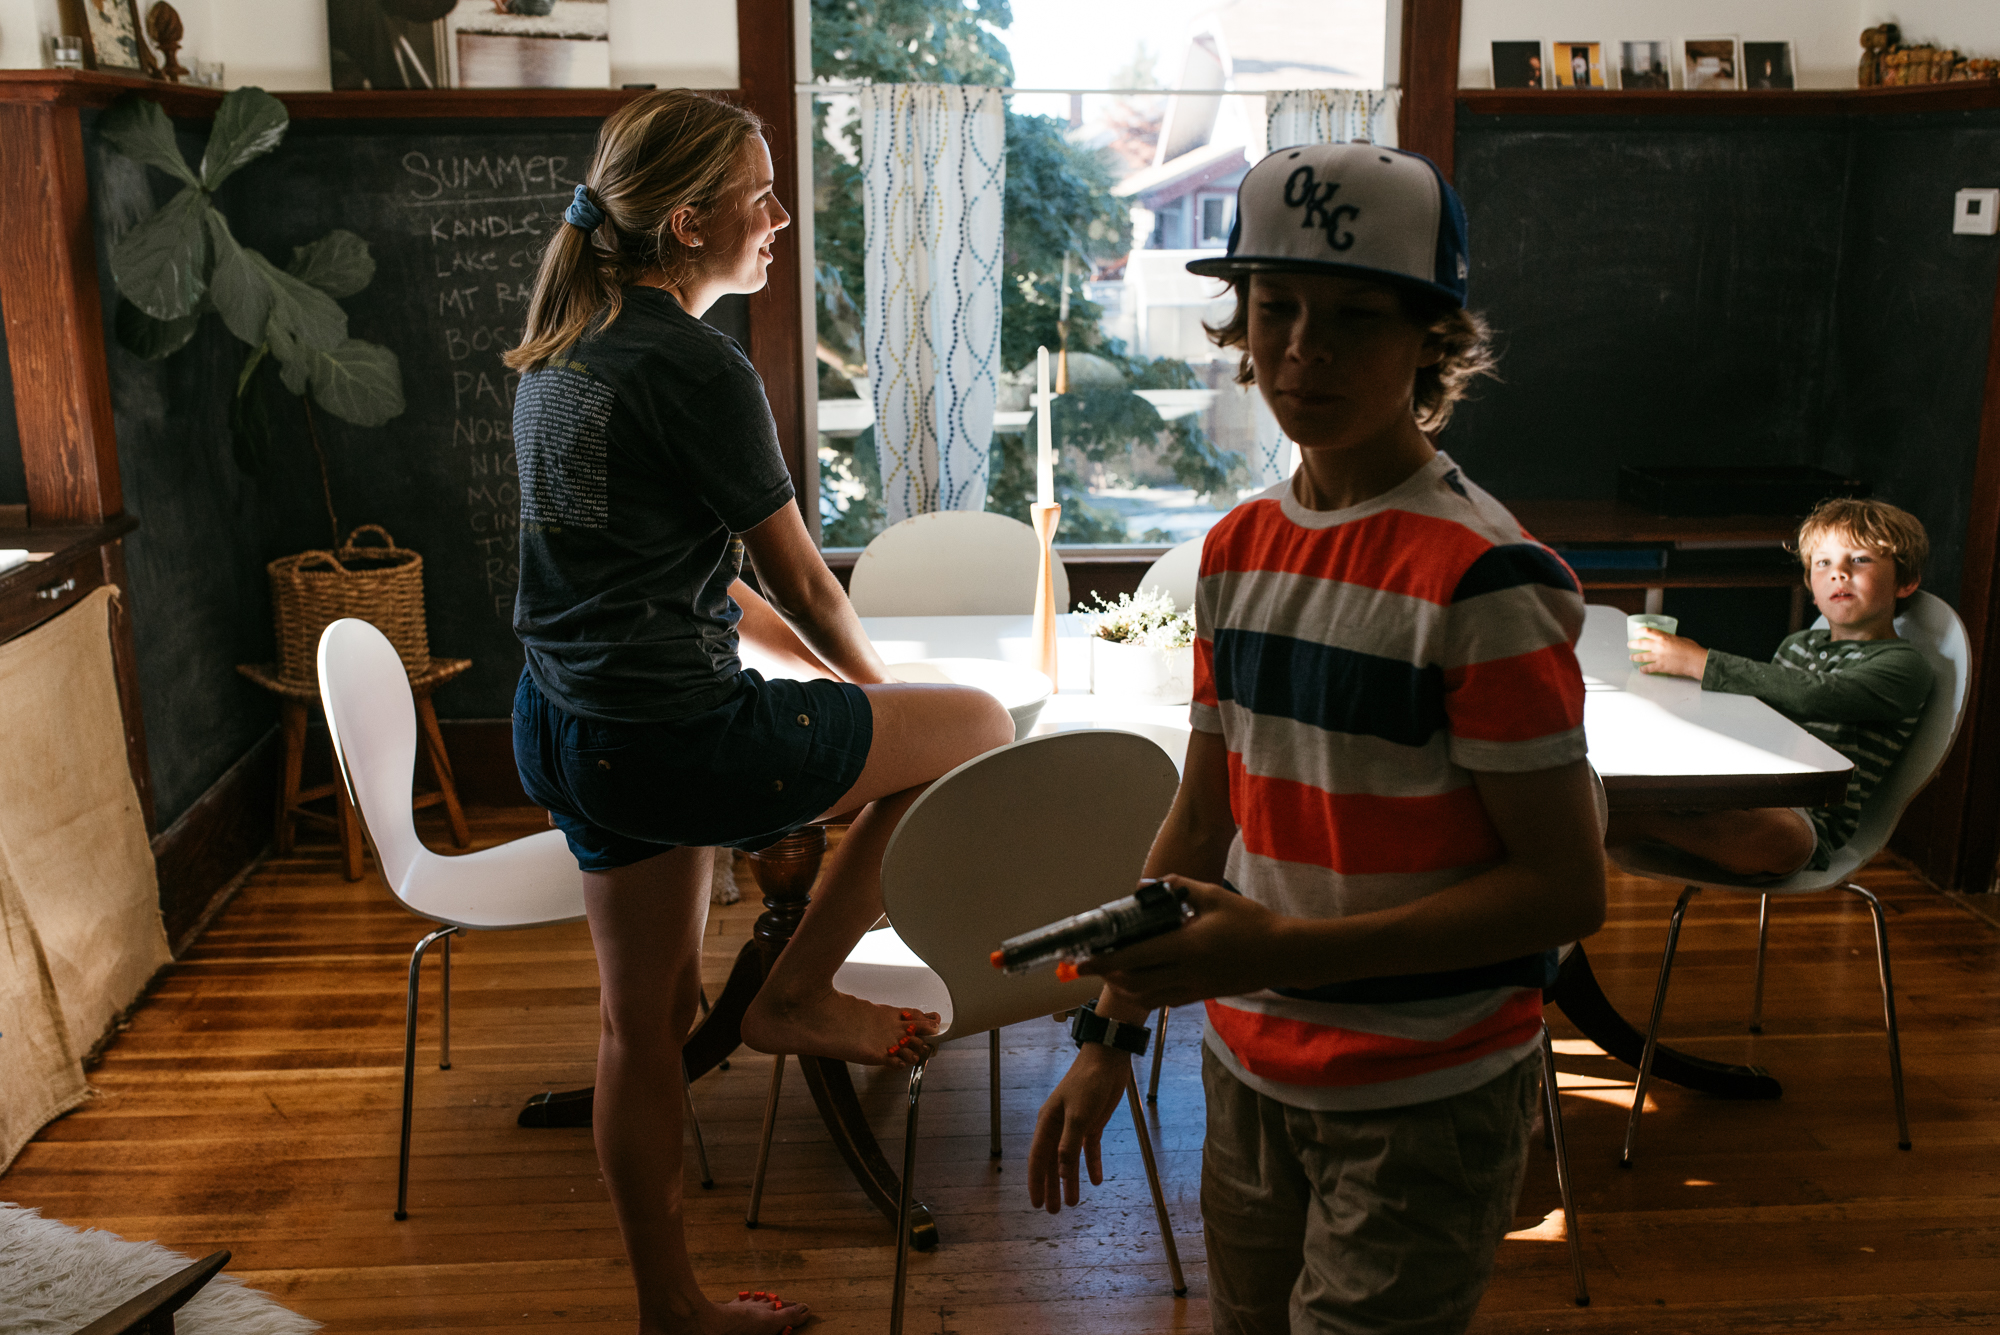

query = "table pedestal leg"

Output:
[[513, 828, 942, 1243], [1547, 942, 1781, 1100]]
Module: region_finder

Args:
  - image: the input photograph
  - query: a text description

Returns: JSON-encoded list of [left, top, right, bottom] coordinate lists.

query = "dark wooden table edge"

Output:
[[1603, 769, 1852, 811]]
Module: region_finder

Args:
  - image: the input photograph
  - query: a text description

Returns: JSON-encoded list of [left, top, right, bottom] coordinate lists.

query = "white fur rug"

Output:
[[0, 1204, 320, 1335]]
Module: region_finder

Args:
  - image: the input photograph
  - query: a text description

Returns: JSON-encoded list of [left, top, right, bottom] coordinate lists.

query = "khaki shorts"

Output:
[[1200, 1044, 1539, 1335]]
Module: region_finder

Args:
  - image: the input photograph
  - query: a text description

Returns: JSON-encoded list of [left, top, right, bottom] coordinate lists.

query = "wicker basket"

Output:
[[268, 525, 431, 687]]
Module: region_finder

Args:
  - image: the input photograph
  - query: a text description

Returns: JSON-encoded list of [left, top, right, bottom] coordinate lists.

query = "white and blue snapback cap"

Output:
[[1187, 143, 1469, 308]]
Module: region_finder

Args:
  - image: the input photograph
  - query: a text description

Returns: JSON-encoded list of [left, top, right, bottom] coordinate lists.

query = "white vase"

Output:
[[1090, 637, 1194, 704]]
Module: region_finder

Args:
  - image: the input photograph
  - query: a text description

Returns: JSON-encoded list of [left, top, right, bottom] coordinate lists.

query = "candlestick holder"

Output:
[[1030, 501, 1062, 687]]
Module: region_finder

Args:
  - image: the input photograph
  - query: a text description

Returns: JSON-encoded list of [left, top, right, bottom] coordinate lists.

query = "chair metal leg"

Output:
[[438, 930, 452, 1070], [890, 1058, 931, 1335], [989, 1029, 1002, 1165], [682, 1062, 714, 1189], [1541, 1025, 1589, 1306], [1125, 1066, 1188, 1296], [745, 1055, 786, 1227], [1749, 893, 1771, 1034], [396, 924, 457, 1221], [1845, 884, 1912, 1150], [1147, 1005, 1170, 1105], [1622, 885, 1699, 1168]]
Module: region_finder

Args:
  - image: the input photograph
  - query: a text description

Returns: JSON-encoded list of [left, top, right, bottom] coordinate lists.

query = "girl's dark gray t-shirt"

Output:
[[511, 286, 794, 723]]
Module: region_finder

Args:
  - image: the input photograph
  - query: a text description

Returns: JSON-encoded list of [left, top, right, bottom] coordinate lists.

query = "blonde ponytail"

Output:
[[505, 90, 766, 372]]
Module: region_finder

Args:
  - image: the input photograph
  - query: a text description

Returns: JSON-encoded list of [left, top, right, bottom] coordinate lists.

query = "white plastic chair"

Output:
[[744, 730, 1183, 1335], [847, 511, 1070, 615], [1138, 535, 1203, 611], [1609, 592, 1971, 1164], [317, 619, 596, 1219]]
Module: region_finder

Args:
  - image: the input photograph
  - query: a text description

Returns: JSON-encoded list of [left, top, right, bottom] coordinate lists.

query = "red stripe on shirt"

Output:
[[1201, 503, 1499, 606], [1194, 634, 1218, 710], [1228, 753, 1504, 873], [1204, 989, 1544, 1088], [1444, 642, 1586, 743]]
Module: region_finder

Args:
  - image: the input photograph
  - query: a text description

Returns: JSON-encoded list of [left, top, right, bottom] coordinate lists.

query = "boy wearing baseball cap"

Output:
[[1027, 144, 1608, 1333]]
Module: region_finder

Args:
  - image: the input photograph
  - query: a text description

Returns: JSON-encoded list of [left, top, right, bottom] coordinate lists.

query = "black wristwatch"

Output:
[[1070, 999, 1152, 1056]]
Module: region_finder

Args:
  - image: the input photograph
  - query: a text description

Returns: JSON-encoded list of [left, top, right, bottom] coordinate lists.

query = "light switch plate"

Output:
[[1956, 188, 2000, 235]]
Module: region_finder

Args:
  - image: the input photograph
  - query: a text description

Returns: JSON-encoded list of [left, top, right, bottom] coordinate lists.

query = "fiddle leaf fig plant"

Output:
[[101, 88, 404, 503]]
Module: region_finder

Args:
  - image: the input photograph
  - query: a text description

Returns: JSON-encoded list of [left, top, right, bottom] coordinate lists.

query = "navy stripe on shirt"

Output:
[[1451, 543, 1580, 603], [1211, 627, 1446, 748], [1274, 950, 1559, 1006]]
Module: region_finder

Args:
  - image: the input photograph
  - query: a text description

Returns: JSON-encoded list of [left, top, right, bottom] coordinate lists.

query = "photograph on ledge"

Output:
[[1551, 41, 1606, 89], [1744, 41, 1796, 89], [452, 0, 609, 88], [1619, 39, 1672, 89], [81, 0, 152, 74], [326, 0, 451, 89], [1491, 40, 1546, 89], [1683, 36, 1740, 90]]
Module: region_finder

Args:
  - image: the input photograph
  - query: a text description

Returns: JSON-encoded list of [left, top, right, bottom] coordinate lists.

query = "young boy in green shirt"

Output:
[[1613, 497, 1934, 875]]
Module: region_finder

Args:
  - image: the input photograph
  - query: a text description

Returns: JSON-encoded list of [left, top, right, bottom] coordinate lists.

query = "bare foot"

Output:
[[683, 1290, 809, 1334], [742, 990, 941, 1066]]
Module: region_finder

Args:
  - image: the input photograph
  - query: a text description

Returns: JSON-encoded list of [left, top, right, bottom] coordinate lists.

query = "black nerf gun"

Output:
[[990, 879, 1195, 982]]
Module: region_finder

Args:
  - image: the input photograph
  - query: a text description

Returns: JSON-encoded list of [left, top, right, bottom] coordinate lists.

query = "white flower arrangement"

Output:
[[1084, 587, 1195, 651]]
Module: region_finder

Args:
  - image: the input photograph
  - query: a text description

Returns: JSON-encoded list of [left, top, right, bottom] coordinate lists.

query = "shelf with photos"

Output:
[[1465, 33, 2000, 117]]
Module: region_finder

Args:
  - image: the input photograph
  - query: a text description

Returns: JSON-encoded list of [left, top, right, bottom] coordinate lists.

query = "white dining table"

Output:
[[851, 607, 1854, 811]]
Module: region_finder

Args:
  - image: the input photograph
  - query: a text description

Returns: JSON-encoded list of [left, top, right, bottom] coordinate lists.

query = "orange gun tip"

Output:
[[1055, 961, 1078, 983], [989, 949, 1004, 968]]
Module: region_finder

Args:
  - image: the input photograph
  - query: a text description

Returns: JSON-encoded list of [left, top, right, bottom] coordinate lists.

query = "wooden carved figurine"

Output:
[[146, 0, 187, 82], [1858, 24, 1899, 88]]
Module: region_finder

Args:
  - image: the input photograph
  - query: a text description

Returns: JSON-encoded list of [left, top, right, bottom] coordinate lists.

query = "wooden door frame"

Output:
[[1396, 0, 1461, 178]]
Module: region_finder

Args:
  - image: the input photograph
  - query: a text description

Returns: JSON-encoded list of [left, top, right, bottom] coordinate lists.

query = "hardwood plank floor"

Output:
[[6, 808, 1998, 1332]]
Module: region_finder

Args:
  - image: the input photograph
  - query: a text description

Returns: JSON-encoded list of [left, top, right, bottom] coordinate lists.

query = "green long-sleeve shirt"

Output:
[[1702, 631, 1933, 867]]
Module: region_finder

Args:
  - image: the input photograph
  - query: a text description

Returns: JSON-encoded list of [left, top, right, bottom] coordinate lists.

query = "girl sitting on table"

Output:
[[1614, 498, 1934, 878], [502, 90, 1014, 1335]]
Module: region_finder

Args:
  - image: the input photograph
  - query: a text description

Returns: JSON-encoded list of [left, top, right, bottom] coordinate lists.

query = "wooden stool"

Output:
[[236, 658, 473, 881]]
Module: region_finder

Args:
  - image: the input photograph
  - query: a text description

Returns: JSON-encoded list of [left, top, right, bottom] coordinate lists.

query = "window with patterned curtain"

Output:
[[810, 0, 1390, 551]]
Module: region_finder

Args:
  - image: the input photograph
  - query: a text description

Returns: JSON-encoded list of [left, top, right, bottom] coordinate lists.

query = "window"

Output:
[[810, 0, 1383, 550]]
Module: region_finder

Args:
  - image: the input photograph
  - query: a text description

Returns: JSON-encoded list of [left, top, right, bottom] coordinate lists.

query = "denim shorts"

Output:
[[512, 666, 874, 872]]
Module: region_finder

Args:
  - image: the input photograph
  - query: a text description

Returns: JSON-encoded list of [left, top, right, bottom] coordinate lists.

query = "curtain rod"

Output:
[[796, 84, 1333, 96]]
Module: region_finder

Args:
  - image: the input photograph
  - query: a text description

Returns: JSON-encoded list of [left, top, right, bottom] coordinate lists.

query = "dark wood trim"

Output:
[[1604, 770, 1851, 812], [150, 726, 279, 951], [732, 0, 807, 507], [0, 71, 644, 119], [0, 101, 122, 523], [1893, 259, 2000, 893], [1398, 0, 1462, 178], [1458, 83, 2000, 119]]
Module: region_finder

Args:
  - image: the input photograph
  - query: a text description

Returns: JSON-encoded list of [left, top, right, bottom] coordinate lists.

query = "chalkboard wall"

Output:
[[84, 110, 763, 826], [1448, 109, 2000, 655]]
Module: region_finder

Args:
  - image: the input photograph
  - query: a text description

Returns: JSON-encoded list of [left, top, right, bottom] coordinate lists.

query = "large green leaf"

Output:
[[112, 297, 200, 359], [99, 94, 199, 188], [204, 209, 272, 345], [305, 339, 405, 427], [247, 250, 347, 392], [199, 88, 288, 191], [109, 186, 210, 320], [288, 230, 375, 299]]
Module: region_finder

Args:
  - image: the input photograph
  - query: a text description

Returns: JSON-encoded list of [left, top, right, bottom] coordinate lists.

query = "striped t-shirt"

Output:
[[1192, 452, 1588, 1111], [1703, 631, 1932, 870]]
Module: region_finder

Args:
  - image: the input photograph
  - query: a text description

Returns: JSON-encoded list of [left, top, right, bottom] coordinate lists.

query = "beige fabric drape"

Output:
[[0, 586, 169, 1170]]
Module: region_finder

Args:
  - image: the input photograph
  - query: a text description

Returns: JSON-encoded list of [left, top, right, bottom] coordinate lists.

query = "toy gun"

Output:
[[990, 879, 1194, 981]]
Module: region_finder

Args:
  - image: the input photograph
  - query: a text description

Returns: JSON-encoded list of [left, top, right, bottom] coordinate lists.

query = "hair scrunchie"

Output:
[[565, 184, 605, 232]]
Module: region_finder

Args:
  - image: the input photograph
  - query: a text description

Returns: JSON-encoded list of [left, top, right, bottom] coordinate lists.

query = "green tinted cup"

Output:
[[1627, 613, 1678, 662]]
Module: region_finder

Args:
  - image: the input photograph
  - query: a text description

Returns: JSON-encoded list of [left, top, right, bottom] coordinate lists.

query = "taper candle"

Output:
[[1036, 344, 1055, 505]]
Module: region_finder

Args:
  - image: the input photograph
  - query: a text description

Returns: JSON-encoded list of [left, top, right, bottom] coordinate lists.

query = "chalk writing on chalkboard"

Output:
[[396, 149, 571, 622]]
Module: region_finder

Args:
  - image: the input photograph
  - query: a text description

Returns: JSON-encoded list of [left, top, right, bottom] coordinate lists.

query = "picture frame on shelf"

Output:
[[1492, 40, 1546, 90], [1618, 39, 1673, 90], [326, 0, 452, 91], [1743, 41, 1796, 90], [1682, 36, 1740, 90], [78, 0, 157, 76], [1551, 41, 1607, 89]]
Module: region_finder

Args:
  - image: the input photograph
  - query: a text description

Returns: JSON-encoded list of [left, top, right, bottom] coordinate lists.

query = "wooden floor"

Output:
[[7, 808, 2000, 1334]]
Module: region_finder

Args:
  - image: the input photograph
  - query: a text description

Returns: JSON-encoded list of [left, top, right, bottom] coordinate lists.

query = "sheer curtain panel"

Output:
[[858, 84, 1006, 522]]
